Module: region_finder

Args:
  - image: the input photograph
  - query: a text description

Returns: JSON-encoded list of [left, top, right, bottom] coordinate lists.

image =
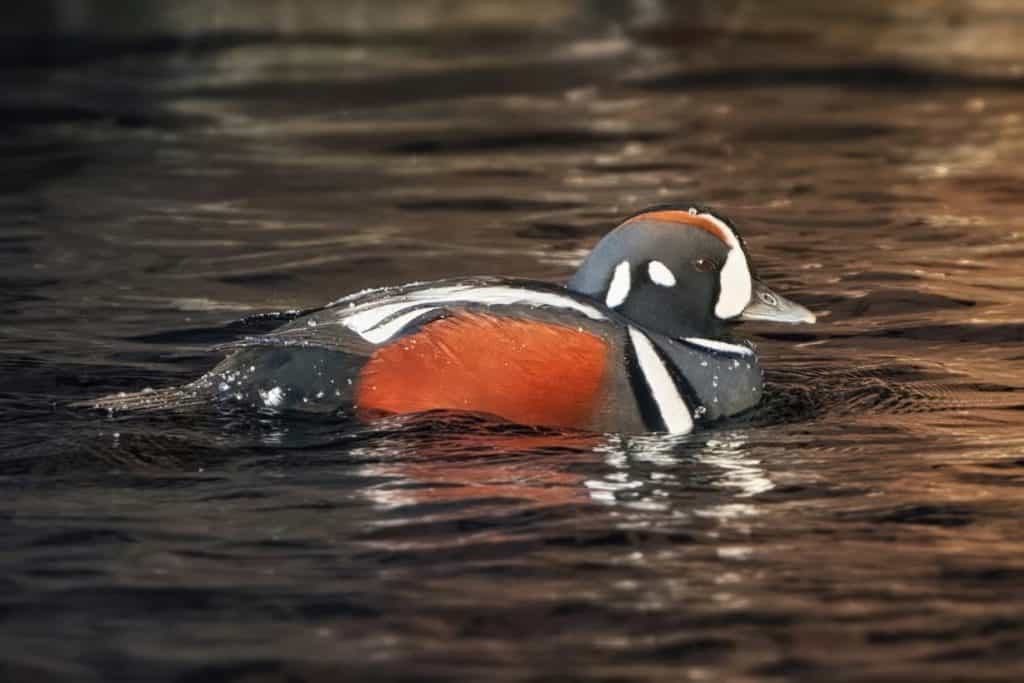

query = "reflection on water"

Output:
[[3, 1, 1024, 681]]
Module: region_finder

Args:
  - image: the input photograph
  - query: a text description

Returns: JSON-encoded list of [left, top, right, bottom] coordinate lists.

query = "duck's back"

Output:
[[81, 279, 637, 431]]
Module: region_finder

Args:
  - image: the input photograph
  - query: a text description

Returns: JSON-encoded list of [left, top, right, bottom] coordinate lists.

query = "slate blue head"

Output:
[[568, 204, 815, 338]]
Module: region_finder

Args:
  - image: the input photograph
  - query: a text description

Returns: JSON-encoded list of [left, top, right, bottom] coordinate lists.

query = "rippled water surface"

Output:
[[3, 3, 1024, 681]]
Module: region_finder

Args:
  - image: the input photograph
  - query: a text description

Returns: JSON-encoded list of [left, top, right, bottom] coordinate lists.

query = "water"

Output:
[[3, 2, 1024, 681]]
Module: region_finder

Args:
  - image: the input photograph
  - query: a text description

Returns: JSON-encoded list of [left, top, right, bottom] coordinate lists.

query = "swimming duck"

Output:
[[84, 204, 815, 434]]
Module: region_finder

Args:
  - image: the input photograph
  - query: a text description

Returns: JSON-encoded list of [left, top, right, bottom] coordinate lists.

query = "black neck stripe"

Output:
[[648, 337, 703, 418], [623, 333, 667, 432]]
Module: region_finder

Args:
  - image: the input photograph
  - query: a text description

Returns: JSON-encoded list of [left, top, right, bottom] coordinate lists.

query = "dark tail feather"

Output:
[[70, 385, 208, 413]]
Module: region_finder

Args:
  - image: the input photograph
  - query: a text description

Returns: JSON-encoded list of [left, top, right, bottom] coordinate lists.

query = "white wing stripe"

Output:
[[343, 286, 607, 344], [361, 306, 441, 344], [344, 285, 470, 334]]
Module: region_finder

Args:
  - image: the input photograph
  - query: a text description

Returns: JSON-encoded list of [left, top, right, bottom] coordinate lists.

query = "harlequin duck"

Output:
[[82, 204, 815, 434]]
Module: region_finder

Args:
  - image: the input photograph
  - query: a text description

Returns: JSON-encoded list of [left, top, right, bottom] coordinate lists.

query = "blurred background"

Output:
[[3, 2, 1024, 682], [4, 0, 1024, 307]]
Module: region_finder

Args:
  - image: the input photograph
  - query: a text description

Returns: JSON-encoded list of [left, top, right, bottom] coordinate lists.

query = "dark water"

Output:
[[4, 2, 1024, 681]]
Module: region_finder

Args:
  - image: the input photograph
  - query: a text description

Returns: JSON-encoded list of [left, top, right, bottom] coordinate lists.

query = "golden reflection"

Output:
[[358, 424, 602, 508]]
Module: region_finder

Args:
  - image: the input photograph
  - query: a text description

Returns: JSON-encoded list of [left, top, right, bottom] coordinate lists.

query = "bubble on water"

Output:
[[307, 319, 318, 327]]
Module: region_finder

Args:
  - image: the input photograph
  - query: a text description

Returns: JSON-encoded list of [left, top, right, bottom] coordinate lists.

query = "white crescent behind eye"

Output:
[[700, 212, 753, 319], [715, 247, 752, 318]]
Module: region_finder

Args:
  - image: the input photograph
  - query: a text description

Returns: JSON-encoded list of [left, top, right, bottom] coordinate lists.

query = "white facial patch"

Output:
[[605, 261, 631, 308], [699, 212, 753, 319], [647, 260, 676, 287]]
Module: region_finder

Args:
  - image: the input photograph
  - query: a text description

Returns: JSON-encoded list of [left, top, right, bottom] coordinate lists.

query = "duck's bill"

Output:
[[739, 280, 816, 324]]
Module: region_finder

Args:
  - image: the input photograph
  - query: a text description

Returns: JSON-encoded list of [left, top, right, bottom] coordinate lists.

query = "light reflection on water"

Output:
[[2, 1, 1024, 681]]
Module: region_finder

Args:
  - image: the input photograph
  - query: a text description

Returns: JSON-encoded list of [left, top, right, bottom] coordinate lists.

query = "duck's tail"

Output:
[[70, 384, 207, 413]]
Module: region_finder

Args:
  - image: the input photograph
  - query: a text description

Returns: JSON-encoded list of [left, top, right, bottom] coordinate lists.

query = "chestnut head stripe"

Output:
[[623, 209, 731, 245]]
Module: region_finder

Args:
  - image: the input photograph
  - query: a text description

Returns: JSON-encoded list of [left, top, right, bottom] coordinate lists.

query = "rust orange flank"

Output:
[[356, 313, 610, 429]]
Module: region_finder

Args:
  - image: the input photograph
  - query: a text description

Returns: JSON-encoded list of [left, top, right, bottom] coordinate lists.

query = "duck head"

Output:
[[568, 204, 816, 338]]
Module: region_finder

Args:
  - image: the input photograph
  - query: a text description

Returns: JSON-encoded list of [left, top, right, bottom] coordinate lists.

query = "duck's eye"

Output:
[[693, 257, 719, 272]]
